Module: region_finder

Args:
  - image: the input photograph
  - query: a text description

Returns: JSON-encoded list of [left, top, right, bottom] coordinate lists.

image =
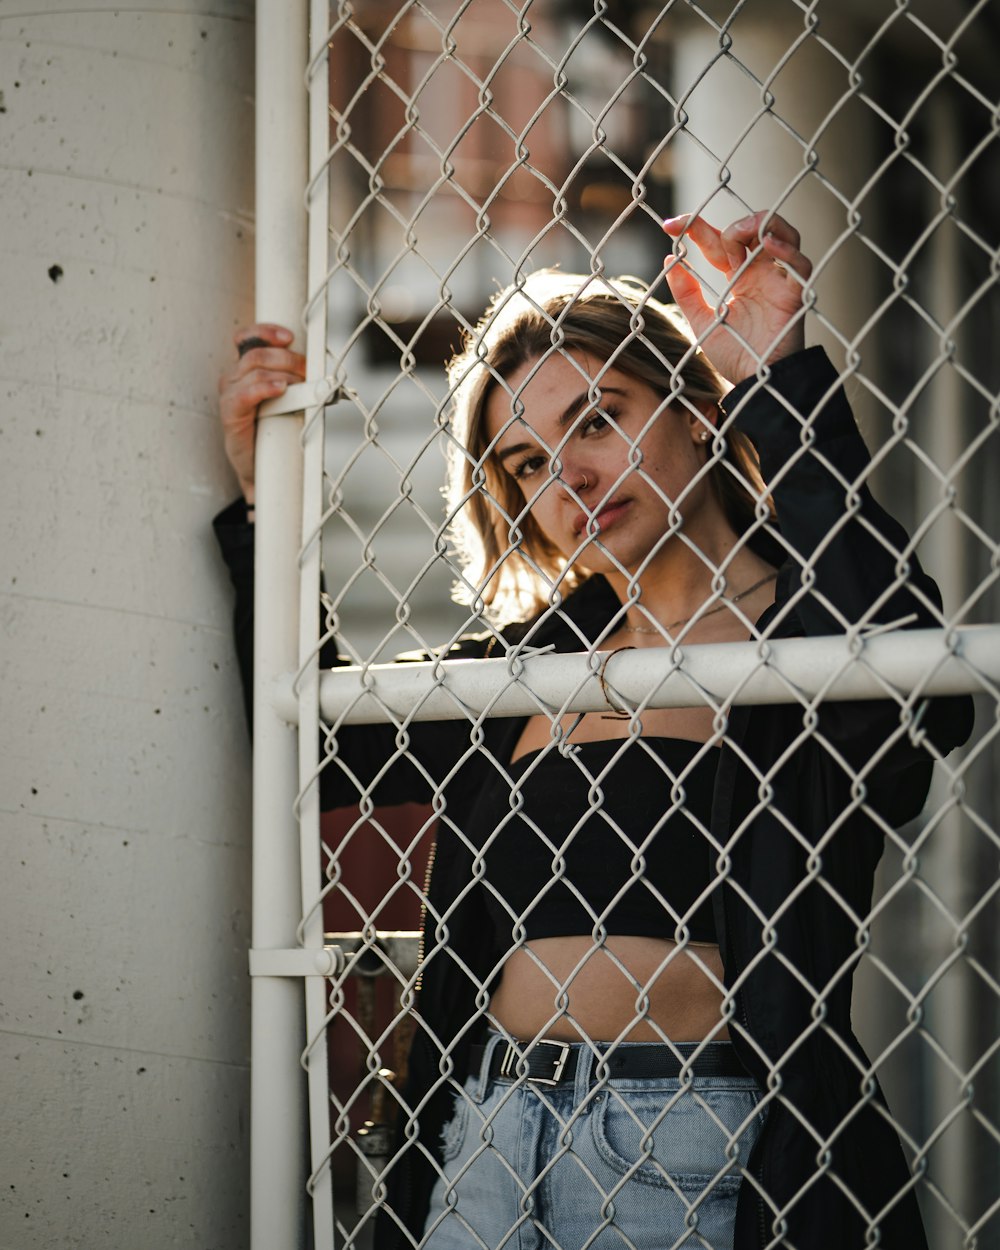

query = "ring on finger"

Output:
[[238, 336, 269, 358]]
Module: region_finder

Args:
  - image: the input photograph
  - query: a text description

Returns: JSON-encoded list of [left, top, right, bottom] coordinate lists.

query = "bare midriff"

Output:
[[488, 936, 728, 1042]]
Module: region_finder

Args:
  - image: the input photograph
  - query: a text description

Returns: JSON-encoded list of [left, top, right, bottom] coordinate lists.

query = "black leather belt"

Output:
[[469, 1037, 748, 1087]]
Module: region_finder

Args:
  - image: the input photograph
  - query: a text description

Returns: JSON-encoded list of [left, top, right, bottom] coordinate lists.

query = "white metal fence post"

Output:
[[299, 2, 335, 1242], [251, 3, 309, 1249]]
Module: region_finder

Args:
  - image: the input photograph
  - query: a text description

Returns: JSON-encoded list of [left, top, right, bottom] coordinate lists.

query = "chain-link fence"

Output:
[[250, 3, 999, 1248]]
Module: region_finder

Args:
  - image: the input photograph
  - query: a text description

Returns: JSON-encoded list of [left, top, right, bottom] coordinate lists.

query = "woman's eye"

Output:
[[513, 455, 547, 481], [581, 406, 617, 435]]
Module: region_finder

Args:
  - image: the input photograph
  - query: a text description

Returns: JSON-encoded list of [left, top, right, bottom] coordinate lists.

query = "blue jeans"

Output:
[[422, 1034, 766, 1250]]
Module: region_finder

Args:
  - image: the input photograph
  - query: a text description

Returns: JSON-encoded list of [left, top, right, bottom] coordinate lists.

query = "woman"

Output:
[[216, 212, 972, 1249]]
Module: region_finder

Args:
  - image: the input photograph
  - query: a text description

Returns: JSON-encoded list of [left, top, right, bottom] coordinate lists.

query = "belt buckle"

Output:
[[499, 1039, 572, 1086]]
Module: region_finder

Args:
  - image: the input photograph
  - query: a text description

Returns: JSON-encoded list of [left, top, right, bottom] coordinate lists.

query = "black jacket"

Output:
[[216, 348, 973, 1249]]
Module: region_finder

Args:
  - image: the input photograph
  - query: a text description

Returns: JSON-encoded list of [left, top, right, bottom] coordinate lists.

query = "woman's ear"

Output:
[[685, 399, 719, 445]]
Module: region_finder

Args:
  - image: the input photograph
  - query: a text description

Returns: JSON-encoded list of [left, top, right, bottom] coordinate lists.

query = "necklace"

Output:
[[620, 570, 778, 636]]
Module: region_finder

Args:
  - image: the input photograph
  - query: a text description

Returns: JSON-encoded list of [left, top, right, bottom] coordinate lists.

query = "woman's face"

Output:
[[483, 349, 713, 577]]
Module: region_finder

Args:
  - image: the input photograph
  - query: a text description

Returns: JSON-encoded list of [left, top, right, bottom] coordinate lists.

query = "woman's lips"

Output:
[[575, 498, 631, 536]]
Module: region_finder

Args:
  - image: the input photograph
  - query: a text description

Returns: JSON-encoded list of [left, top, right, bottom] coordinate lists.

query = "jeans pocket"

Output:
[[590, 1082, 762, 1195]]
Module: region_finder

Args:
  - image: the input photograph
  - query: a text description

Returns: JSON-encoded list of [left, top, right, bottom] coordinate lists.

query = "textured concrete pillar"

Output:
[[1, 5, 256, 1245]]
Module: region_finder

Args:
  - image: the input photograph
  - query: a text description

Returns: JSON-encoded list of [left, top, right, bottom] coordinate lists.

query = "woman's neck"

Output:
[[603, 524, 774, 638]]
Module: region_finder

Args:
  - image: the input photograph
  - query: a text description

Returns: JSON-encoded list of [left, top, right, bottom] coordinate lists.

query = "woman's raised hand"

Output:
[[662, 211, 812, 386], [217, 324, 306, 505]]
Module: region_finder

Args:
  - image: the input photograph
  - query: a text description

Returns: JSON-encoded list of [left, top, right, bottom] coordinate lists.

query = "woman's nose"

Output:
[[559, 461, 593, 496]]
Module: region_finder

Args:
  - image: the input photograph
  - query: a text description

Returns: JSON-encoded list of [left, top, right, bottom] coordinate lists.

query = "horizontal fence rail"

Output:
[[272, 626, 1000, 724]]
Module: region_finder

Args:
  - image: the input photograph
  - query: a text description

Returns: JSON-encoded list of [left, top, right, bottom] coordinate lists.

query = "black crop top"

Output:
[[468, 737, 719, 949]]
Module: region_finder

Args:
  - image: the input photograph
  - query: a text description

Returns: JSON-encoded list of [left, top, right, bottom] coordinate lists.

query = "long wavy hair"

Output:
[[444, 271, 771, 625]]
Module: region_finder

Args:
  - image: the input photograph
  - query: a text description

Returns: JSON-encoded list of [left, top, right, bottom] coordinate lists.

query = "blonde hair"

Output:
[[444, 271, 769, 625]]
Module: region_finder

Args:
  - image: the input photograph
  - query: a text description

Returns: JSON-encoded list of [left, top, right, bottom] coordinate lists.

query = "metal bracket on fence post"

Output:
[[258, 376, 342, 418], [249, 947, 344, 977], [248, 935, 419, 980], [325, 931, 422, 979]]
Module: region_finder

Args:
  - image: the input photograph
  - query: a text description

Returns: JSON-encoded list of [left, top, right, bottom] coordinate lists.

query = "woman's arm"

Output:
[[213, 497, 257, 730], [214, 325, 482, 806], [664, 211, 973, 770], [729, 347, 972, 783], [214, 499, 488, 808], [723, 347, 942, 636], [214, 322, 305, 729], [662, 210, 947, 635]]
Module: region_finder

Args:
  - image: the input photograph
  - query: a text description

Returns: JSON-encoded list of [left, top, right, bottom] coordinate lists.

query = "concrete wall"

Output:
[[1, 4, 256, 1246]]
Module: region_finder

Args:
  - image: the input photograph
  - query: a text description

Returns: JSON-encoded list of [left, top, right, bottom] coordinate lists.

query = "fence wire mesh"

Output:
[[287, 3, 998, 1248]]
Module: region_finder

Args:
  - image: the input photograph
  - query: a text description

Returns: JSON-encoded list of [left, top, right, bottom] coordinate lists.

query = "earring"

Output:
[[700, 431, 711, 442]]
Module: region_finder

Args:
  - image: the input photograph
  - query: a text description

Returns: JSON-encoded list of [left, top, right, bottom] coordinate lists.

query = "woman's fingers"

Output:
[[668, 210, 810, 280], [222, 324, 305, 397], [218, 344, 307, 401], [665, 209, 813, 292], [663, 214, 737, 274], [230, 322, 306, 382], [662, 256, 716, 341], [237, 336, 269, 358], [760, 230, 813, 281], [661, 213, 745, 337], [721, 210, 799, 251], [233, 322, 294, 351], [233, 345, 307, 379], [721, 211, 812, 280], [227, 369, 291, 405]]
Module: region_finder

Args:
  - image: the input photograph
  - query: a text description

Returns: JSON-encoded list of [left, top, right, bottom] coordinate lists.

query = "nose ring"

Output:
[[581, 474, 589, 490]]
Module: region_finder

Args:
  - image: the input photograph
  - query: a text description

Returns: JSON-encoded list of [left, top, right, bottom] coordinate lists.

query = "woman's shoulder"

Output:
[[493, 575, 624, 652], [390, 576, 623, 666]]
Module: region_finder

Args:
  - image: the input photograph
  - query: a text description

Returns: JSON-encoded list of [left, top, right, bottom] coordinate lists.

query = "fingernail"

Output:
[[662, 215, 685, 229], [733, 215, 755, 230]]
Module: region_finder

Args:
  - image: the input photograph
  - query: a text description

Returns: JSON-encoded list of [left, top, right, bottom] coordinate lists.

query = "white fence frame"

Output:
[[247, 5, 999, 1249]]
